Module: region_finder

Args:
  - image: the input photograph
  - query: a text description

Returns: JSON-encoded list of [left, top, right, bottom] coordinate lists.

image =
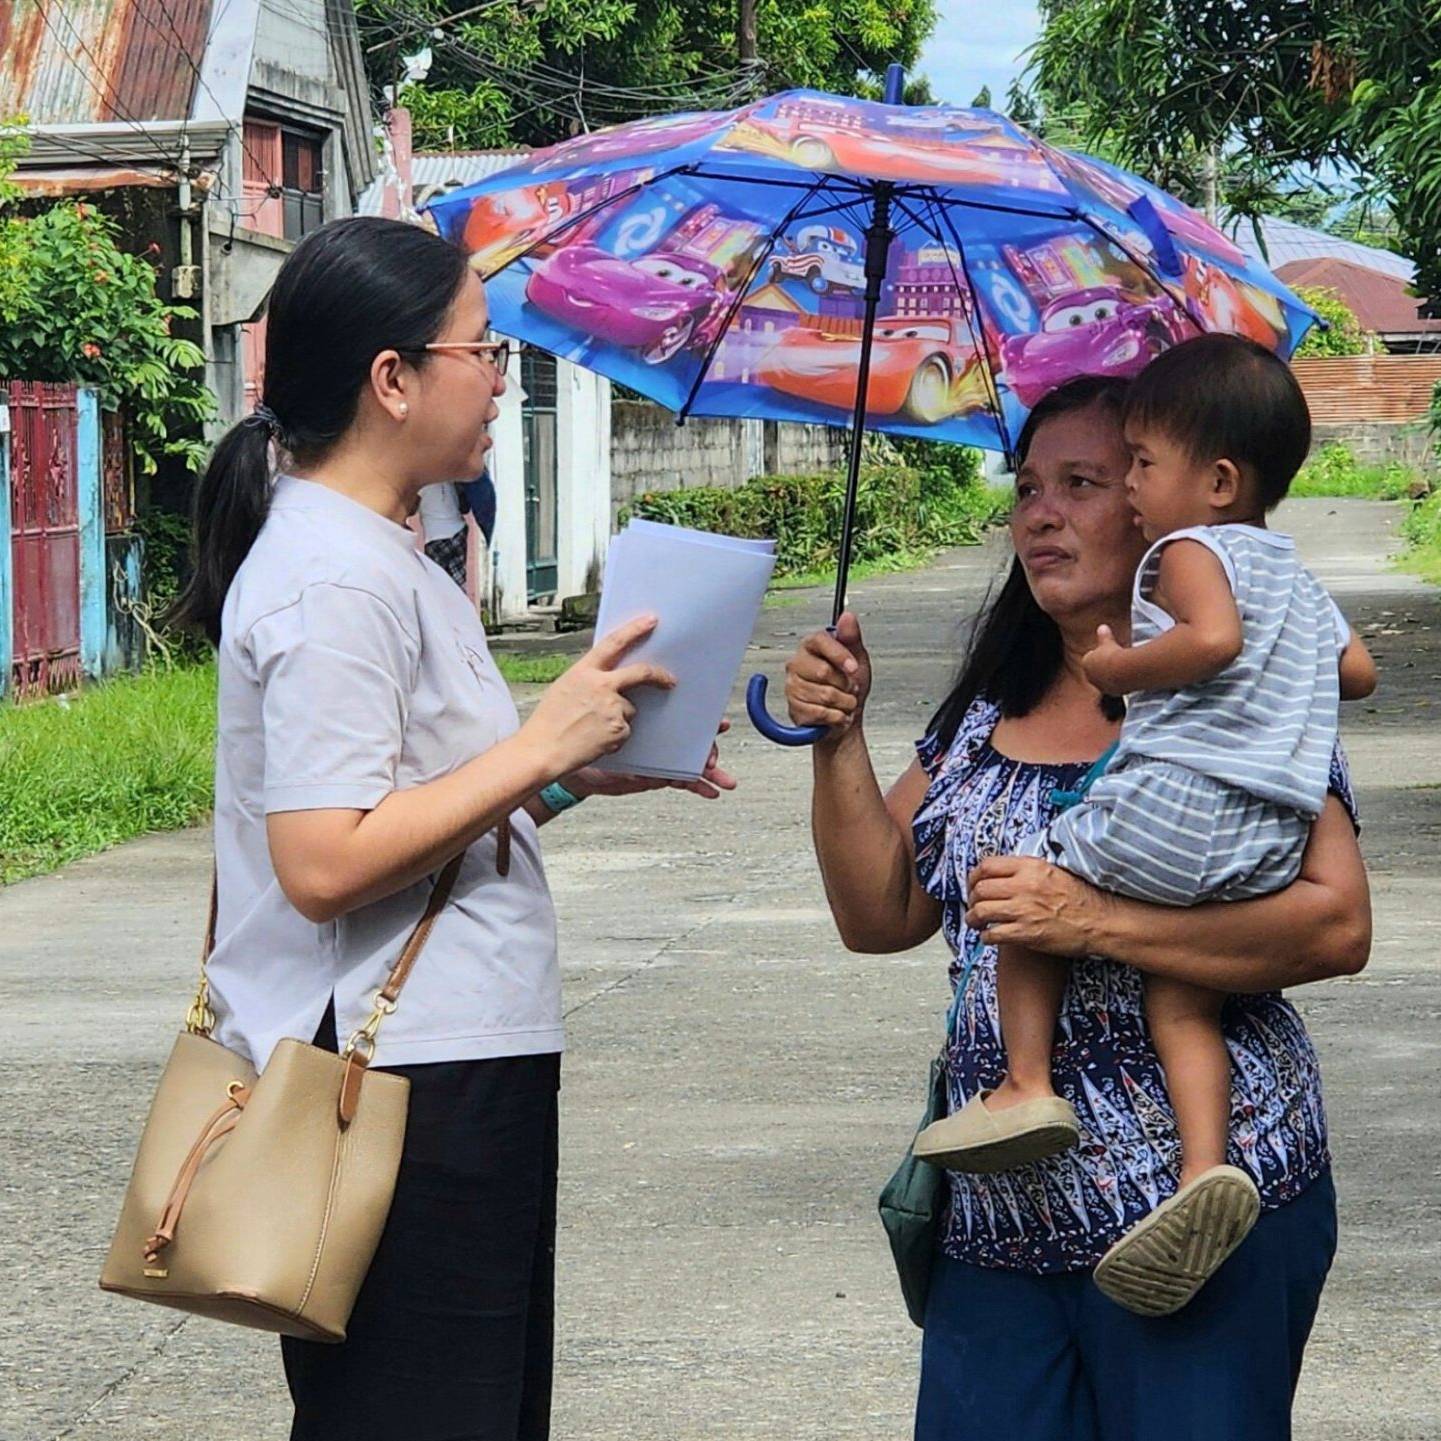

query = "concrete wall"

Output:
[[609, 400, 848, 517], [1311, 420, 1437, 475]]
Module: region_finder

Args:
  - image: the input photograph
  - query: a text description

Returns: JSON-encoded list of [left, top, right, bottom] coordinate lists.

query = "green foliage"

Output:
[[362, 0, 937, 150], [1291, 443, 1417, 499], [0, 661, 217, 882], [624, 449, 1001, 578], [493, 653, 573, 685], [1292, 286, 1371, 357], [1431, 378, 1441, 464], [132, 509, 212, 665], [1025, 0, 1441, 305], [0, 135, 215, 474], [1400, 488, 1441, 585]]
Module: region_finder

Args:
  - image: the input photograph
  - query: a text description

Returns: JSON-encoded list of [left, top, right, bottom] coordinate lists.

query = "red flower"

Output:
[[81, 341, 102, 359]]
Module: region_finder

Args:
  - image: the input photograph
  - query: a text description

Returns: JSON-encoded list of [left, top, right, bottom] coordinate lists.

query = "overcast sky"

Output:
[[917, 2, 1042, 108]]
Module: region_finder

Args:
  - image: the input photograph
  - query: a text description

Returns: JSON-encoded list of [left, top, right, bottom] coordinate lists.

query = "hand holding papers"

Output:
[[590, 520, 776, 780]]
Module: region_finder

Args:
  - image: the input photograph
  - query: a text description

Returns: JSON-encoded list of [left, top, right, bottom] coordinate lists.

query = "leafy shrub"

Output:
[[1293, 286, 1372, 358], [1400, 489, 1441, 585], [1291, 443, 1418, 499], [626, 447, 1002, 578]]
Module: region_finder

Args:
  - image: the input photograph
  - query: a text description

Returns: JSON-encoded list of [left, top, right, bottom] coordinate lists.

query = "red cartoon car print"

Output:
[[723, 102, 1058, 191], [999, 288, 1189, 408], [756, 315, 991, 424], [1183, 258, 1287, 348], [461, 184, 573, 276]]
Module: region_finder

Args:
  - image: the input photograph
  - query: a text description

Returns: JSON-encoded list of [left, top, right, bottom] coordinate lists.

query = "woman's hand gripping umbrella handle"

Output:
[[751, 614, 868, 745], [747, 650, 834, 745]]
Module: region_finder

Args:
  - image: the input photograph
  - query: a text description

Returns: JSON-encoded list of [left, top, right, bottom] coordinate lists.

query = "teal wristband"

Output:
[[539, 781, 584, 814]]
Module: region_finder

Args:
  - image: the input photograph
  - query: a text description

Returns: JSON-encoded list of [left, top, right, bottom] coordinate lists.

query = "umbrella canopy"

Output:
[[427, 88, 1318, 459]]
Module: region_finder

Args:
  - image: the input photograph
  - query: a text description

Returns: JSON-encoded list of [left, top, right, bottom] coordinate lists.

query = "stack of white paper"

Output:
[[591, 519, 777, 780]]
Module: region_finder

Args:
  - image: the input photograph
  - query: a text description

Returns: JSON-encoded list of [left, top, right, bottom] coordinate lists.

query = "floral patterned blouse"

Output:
[[912, 695, 1351, 1274]]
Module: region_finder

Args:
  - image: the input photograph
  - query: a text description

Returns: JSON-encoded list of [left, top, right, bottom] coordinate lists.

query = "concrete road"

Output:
[[2, 499, 1438, 1439]]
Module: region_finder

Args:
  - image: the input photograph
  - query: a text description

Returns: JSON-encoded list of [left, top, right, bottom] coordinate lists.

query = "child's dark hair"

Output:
[[170, 217, 469, 644], [1123, 332, 1311, 509]]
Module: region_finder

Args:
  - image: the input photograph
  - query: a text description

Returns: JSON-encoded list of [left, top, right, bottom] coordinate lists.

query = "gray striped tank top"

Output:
[[1115, 524, 1344, 819]]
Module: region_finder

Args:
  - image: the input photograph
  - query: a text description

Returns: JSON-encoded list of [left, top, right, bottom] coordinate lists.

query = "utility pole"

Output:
[[1203, 143, 1220, 224], [738, 0, 757, 68]]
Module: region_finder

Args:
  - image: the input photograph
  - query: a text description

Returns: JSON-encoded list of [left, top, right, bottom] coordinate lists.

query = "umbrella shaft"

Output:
[[831, 184, 894, 627]]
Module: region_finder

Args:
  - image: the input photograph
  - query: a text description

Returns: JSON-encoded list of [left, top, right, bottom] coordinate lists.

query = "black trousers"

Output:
[[283, 1008, 560, 1441]]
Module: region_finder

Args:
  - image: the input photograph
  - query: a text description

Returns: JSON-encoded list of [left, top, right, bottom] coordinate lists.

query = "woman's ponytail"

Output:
[[169, 415, 277, 644], [168, 217, 468, 645]]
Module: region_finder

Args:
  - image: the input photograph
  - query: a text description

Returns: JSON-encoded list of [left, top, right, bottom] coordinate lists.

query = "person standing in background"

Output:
[[420, 470, 499, 590]]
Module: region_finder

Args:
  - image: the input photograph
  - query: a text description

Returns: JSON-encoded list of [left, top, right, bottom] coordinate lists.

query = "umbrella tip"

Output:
[[884, 64, 905, 105]]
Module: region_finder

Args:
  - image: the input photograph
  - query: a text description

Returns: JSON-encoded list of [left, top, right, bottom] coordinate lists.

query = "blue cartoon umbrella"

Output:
[[427, 67, 1319, 745]]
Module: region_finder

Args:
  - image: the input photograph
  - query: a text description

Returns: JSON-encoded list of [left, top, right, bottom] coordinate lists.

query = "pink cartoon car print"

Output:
[[532, 112, 719, 173], [1000, 287, 1188, 408], [524, 244, 724, 363]]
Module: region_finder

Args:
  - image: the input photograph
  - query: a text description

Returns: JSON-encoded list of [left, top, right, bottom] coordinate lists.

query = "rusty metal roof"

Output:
[[0, 0, 215, 126], [1276, 257, 1441, 338]]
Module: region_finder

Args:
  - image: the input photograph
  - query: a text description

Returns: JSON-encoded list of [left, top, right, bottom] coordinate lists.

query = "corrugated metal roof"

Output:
[[1275, 257, 1441, 337], [358, 148, 532, 216], [0, 0, 214, 126], [1229, 215, 1415, 284]]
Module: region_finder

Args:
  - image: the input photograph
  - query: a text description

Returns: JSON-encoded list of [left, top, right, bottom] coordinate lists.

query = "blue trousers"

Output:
[[916, 1171, 1337, 1441]]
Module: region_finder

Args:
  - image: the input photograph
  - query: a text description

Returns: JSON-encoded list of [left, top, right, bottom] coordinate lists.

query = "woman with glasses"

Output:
[[172, 217, 732, 1440]]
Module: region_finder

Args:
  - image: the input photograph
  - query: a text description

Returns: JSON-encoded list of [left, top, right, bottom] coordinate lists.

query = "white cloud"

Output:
[[918, 1, 1041, 107]]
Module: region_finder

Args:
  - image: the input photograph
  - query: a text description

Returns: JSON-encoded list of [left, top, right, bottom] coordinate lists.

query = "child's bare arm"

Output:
[[1081, 539, 1242, 695], [1339, 632, 1378, 700]]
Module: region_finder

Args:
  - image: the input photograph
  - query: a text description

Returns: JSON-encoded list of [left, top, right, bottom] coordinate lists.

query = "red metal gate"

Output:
[[8, 382, 81, 696]]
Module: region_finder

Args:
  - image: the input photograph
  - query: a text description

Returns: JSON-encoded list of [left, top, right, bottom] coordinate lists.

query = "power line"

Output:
[[364, 0, 758, 117], [139, 0, 283, 195]]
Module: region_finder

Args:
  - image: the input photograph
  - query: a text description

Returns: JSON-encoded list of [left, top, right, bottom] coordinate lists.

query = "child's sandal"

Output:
[[1093, 1164, 1261, 1316]]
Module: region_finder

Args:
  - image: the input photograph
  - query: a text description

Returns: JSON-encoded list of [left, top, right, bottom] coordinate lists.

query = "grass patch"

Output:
[[0, 663, 217, 884], [765, 547, 945, 603], [493, 653, 572, 685], [1399, 490, 1441, 585], [1291, 443, 1421, 500]]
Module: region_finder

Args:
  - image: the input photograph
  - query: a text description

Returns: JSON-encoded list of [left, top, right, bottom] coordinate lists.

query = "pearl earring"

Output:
[[398, 402, 409, 417]]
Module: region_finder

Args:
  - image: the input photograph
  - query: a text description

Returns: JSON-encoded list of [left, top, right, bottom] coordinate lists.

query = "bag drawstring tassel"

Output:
[[142, 1082, 250, 1273]]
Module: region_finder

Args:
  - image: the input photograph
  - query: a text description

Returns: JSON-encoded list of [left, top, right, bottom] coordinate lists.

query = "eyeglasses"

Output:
[[399, 338, 513, 374]]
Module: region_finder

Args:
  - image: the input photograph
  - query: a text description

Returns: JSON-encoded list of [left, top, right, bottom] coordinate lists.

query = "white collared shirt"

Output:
[[208, 475, 561, 1070]]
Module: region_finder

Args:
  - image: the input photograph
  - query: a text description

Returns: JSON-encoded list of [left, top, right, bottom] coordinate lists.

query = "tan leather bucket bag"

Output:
[[99, 843, 481, 1342]]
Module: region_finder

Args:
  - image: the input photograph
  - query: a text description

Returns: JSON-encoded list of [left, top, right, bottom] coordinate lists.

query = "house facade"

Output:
[[0, 0, 378, 428]]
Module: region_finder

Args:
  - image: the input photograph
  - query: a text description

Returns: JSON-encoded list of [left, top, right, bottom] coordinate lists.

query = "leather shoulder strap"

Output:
[[378, 846, 469, 1006]]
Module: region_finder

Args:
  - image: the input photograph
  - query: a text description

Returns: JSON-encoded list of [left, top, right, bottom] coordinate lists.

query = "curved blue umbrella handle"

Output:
[[746, 673, 828, 746]]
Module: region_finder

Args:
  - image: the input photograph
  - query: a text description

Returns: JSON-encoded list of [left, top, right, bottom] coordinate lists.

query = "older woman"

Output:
[[783, 376, 1369, 1441]]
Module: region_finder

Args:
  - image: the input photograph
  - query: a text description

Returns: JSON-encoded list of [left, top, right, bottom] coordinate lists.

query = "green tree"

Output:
[[1024, 1, 1441, 306], [0, 132, 215, 473], [361, 0, 938, 150]]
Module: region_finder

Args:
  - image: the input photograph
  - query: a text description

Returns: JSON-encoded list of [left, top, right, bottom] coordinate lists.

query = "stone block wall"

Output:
[[1311, 420, 1436, 475], [610, 400, 848, 517]]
